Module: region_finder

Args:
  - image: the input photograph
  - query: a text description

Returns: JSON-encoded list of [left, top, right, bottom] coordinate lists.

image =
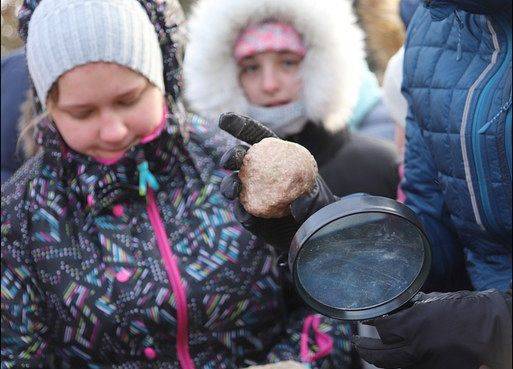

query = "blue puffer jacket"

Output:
[[401, 0, 512, 292]]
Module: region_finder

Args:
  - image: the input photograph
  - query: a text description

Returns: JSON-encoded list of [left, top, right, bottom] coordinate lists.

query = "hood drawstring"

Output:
[[454, 10, 464, 61], [138, 161, 160, 196], [136, 150, 160, 196]]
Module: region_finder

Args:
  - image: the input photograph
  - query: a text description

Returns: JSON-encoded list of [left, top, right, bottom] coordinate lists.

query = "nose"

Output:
[[261, 66, 280, 94], [98, 111, 128, 145]]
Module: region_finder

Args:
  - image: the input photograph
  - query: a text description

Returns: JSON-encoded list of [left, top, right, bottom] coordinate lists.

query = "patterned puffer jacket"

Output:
[[401, 0, 512, 292], [1, 1, 354, 368]]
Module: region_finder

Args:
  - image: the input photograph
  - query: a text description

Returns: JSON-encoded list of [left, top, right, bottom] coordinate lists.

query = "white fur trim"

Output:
[[183, 0, 366, 132]]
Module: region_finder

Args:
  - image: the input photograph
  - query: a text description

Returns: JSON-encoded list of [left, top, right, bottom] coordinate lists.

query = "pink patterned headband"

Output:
[[234, 22, 307, 62]]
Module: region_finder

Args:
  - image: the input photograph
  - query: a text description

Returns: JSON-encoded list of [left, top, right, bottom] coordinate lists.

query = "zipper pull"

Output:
[[479, 97, 512, 134], [454, 10, 464, 61], [138, 160, 160, 196]]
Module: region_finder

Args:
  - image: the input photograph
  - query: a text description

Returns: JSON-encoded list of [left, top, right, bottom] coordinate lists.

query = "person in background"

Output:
[[183, 0, 400, 200], [347, 0, 406, 141], [352, 0, 406, 83], [1, 0, 356, 368], [346, 61, 398, 142], [381, 0, 421, 201], [219, 1, 512, 368], [382, 47, 407, 157], [382, 0, 422, 156], [1, 48, 31, 184]]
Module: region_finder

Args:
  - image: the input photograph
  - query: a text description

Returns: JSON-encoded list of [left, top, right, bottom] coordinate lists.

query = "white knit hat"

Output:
[[26, 0, 164, 108]]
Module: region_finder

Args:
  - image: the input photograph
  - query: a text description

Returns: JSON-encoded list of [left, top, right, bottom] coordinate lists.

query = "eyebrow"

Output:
[[58, 84, 146, 110]]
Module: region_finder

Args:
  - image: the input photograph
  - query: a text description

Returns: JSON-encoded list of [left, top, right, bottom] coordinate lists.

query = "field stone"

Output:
[[238, 137, 318, 218], [244, 361, 306, 369]]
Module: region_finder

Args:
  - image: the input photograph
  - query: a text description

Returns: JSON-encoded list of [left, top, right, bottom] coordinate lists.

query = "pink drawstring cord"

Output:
[[300, 314, 334, 363], [396, 164, 406, 203]]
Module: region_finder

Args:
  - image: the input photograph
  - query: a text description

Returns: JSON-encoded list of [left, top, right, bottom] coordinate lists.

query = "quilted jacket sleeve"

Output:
[[401, 107, 470, 292], [1, 181, 52, 369], [265, 305, 355, 369]]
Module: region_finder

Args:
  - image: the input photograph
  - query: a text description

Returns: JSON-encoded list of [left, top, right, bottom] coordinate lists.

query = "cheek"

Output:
[[240, 75, 263, 104], [130, 92, 164, 136], [287, 73, 302, 98], [239, 74, 256, 95], [53, 117, 95, 153]]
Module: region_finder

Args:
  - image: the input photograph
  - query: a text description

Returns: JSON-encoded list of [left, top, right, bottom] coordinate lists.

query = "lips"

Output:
[[94, 150, 127, 165], [264, 100, 291, 107]]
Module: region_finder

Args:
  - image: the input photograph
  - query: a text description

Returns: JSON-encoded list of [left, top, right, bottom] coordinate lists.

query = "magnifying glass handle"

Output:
[[361, 300, 416, 324], [391, 299, 415, 314], [382, 300, 416, 320]]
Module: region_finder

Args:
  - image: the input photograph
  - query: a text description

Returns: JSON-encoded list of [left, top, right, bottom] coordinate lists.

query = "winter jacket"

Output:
[[1, 48, 30, 184], [347, 66, 397, 142], [399, 0, 421, 28], [1, 1, 355, 368], [183, 0, 400, 199], [401, 0, 512, 292], [1, 114, 354, 369]]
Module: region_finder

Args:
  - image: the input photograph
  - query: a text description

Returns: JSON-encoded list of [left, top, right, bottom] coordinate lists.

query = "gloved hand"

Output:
[[219, 113, 337, 250], [353, 289, 513, 369]]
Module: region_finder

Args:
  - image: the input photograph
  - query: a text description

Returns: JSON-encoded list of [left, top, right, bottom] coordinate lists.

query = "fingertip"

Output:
[[234, 199, 255, 225], [220, 172, 242, 200], [220, 145, 248, 170]]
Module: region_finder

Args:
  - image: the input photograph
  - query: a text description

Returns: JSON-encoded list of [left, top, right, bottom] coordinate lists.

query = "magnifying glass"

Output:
[[289, 193, 431, 321]]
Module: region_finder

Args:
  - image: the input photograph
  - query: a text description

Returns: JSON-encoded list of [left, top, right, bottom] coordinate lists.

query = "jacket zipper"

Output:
[[146, 189, 195, 369], [505, 107, 512, 180], [461, 16, 511, 235]]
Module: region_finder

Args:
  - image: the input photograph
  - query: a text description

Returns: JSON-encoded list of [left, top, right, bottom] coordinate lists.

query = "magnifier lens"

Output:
[[295, 212, 426, 317]]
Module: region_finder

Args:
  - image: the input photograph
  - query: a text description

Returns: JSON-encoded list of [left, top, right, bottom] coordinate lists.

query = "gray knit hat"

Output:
[[26, 0, 164, 108]]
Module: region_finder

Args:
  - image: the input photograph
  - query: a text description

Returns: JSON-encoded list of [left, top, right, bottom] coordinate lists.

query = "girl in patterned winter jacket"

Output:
[[1, 0, 357, 368]]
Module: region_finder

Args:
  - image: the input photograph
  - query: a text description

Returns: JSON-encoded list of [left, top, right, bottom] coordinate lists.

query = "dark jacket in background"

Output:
[[286, 122, 399, 199], [1, 48, 30, 184]]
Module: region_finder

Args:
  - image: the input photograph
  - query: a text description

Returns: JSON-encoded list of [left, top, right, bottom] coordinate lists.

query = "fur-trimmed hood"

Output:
[[183, 0, 366, 132]]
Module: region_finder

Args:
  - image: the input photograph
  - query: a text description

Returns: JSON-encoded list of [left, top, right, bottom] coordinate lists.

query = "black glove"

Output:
[[219, 113, 337, 250], [353, 289, 512, 369]]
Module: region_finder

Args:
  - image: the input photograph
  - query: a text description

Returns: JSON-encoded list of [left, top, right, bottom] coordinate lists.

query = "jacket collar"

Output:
[[35, 113, 186, 213]]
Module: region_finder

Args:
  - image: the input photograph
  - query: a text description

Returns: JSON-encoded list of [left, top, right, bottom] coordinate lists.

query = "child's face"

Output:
[[48, 62, 164, 161], [238, 51, 303, 107]]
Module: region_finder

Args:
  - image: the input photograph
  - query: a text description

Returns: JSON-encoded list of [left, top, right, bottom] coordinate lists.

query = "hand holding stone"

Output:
[[219, 113, 318, 218], [219, 113, 336, 250]]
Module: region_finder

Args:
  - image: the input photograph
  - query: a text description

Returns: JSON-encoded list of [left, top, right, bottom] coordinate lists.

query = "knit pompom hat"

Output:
[[25, 0, 164, 108]]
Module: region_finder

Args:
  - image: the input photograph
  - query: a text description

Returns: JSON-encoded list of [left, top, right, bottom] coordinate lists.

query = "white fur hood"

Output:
[[183, 0, 366, 132]]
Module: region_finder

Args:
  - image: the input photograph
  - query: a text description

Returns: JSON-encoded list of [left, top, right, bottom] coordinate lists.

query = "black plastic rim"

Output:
[[289, 194, 432, 321]]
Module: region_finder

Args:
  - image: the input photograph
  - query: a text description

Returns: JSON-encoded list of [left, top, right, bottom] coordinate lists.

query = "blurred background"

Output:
[[1, 0, 196, 55], [2, 0, 404, 81], [1, 0, 22, 55]]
